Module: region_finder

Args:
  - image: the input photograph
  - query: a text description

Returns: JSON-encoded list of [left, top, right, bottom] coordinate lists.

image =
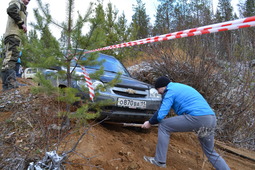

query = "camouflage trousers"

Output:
[[1, 35, 21, 90], [1, 69, 18, 90], [1, 35, 21, 71]]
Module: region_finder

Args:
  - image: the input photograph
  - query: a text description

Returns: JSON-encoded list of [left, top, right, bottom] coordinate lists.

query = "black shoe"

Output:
[[143, 156, 166, 168]]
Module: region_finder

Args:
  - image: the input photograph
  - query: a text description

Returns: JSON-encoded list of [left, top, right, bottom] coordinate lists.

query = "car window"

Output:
[[27, 68, 37, 74], [71, 53, 130, 76]]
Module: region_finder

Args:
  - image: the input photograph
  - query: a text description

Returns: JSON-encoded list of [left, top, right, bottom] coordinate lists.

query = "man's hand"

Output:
[[141, 121, 151, 129], [22, 24, 27, 33]]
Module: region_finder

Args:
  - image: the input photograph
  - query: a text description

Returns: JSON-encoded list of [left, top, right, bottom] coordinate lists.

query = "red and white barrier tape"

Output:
[[73, 57, 95, 101], [70, 16, 255, 101], [85, 16, 255, 53]]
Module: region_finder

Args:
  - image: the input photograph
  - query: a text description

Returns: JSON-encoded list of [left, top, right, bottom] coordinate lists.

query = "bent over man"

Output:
[[1, 0, 30, 91], [142, 76, 230, 170]]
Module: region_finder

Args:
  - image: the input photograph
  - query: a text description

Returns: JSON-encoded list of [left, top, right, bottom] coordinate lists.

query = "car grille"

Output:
[[112, 86, 148, 98]]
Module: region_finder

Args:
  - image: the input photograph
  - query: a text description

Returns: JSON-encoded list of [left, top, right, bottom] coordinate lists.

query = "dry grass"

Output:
[[127, 44, 255, 151]]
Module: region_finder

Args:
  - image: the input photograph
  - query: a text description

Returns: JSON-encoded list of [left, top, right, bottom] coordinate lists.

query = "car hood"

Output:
[[75, 67, 152, 90]]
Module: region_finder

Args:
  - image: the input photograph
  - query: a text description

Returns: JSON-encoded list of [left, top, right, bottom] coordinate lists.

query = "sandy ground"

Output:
[[0, 78, 255, 170], [62, 124, 255, 170]]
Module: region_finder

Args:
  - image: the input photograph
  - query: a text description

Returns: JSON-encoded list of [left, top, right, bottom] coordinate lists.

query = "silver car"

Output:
[[45, 52, 162, 123]]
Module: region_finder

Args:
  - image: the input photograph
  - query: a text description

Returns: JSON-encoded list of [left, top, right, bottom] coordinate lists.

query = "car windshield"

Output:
[[71, 53, 130, 76]]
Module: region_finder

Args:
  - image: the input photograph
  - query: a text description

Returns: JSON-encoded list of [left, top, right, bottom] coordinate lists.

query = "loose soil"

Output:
[[0, 78, 255, 170]]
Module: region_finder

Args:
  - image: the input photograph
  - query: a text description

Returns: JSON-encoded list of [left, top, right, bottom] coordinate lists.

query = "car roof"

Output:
[[73, 48, 116, 58]]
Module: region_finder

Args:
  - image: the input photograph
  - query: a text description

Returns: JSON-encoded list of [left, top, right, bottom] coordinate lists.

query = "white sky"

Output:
[[0, 0, 240, 39]]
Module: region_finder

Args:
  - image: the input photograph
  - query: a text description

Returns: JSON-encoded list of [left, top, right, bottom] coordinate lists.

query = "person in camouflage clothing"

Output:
[[1, 0, 30, 91]]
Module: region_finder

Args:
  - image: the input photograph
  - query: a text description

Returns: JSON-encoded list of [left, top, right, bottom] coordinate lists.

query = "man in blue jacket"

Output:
[[142, 76, 230, 170]]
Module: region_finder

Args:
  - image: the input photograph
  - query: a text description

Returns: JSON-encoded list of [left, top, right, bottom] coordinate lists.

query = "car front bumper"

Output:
[[94, 94, 161, 123]]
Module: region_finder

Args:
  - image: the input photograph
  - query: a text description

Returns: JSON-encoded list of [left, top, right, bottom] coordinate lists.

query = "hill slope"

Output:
[[0, 79, 255, 170]]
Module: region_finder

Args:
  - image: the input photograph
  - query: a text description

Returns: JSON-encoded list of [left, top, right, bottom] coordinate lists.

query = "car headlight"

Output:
[[149, 88, 162, 99], [77, 79, 87, 88], [77, 80, 104, 90], [92, 80, 104, 90]]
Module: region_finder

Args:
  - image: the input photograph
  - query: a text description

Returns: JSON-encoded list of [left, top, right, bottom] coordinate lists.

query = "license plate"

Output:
[[117, 98, 146, 109]]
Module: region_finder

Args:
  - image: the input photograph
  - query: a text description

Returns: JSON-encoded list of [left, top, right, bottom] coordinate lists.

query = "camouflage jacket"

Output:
[[4, 0, 28, 38]]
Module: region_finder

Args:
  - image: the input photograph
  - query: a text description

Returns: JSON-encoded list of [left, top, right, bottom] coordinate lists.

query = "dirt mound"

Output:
[[62, 124, 255, 170], [0, 79, 255, 170]]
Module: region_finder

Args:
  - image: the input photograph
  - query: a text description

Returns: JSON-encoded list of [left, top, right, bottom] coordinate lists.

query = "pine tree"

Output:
[[86, 1, 107, 50], [129, 0, 151, 56], [154, 0, 214, 59], [130, 0, 150, 40], [115, 12, 133, 61], [104, 2, 119, 57], [215, 0, 234, 60], [239, 0, 255, 59], [243, 0, 255, 59], [21, 7, 63, 70], [153, 0, 175, 35], [185, 0, 214, 58], [21, 0, 120, 126], [243, 0, 255, 17]]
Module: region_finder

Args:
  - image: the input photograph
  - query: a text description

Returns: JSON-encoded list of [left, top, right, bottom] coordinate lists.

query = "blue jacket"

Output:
[[149, 82, 215, 124]]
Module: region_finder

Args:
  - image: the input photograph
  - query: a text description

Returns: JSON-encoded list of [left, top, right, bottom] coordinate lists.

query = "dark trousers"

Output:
[[1, 35, 21, 90], [155, 114, 230, 170], [1, 35, 21, 71]]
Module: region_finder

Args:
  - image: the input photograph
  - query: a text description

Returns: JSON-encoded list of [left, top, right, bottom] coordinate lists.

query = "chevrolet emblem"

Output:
[[126, 88, 136, 94]]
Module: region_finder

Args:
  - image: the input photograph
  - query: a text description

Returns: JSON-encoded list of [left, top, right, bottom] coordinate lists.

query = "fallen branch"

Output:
[[215, 140, 255, 162]]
